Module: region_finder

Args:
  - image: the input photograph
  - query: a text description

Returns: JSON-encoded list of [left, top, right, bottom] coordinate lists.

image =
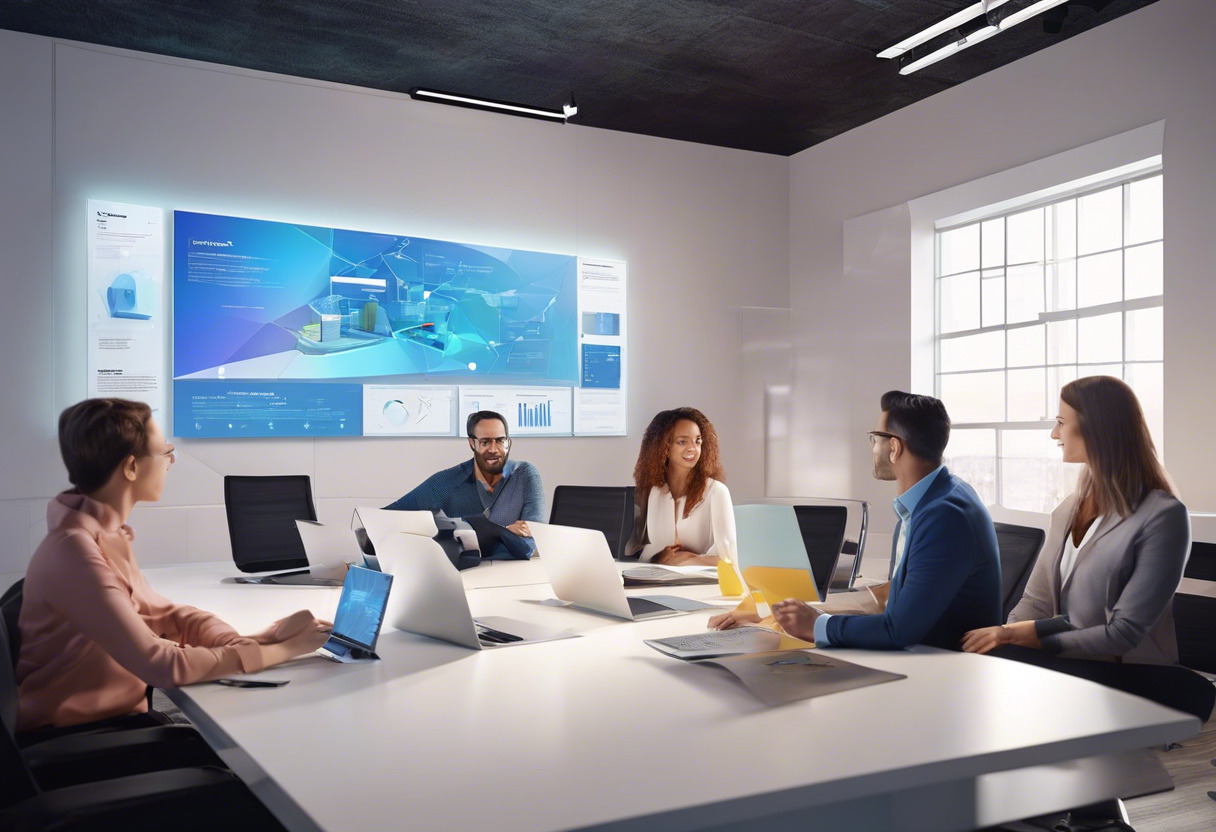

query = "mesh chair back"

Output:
[[792, 506, 848, 601], [0, 612, 41, 807], [548, 486, 634, 560], [1175, 540, 1216, 674], [993, 522, 1046, 621], [1185, 540, 1216, 581], [224, 475, 317, 573], [1, 579, 22, 671]]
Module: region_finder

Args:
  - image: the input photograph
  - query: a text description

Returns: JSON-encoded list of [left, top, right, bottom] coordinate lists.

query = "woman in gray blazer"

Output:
[[962, 376, 1189, 662]]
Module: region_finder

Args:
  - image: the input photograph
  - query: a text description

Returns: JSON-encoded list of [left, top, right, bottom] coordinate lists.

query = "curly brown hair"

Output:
[[633, 407, 725, 518]]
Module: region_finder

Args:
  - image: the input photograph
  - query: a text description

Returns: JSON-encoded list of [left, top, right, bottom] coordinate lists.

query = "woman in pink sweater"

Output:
[[16, 398, 331, 732]]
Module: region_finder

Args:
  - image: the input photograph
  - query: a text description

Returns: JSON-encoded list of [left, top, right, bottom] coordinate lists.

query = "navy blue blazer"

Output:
[[825, 468, 1002, 650]]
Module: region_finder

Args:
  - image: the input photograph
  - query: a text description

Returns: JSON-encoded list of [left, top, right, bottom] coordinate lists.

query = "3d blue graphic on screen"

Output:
[[173, 211, 579, 437]]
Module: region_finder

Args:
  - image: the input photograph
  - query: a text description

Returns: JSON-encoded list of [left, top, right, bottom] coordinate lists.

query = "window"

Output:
[[934, 171, 1163, 513]]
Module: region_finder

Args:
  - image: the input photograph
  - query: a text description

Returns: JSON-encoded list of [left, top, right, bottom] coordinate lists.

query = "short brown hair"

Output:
[[633, 408, 725, 518], [1061, 376, 1173, 517], [58, 398, 153, 493]]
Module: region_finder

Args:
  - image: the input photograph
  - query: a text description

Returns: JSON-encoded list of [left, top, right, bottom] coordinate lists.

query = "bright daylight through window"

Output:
[[935, 171, 1164, 512]]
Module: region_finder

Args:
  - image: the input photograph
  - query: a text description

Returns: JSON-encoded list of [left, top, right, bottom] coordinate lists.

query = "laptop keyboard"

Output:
[[626, 597, 669, 616]]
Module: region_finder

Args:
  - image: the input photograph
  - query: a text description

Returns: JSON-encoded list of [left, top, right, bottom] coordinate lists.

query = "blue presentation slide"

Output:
[[581, 344, 621, 389], [172, 211, 580, 437], [174, 380, 363, 437]]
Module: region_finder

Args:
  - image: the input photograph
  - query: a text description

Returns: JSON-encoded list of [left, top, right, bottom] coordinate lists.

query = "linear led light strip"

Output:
[[881, 0, 1071, 75], [411, 88, 577, 122], [877, 0, 1012, 59]]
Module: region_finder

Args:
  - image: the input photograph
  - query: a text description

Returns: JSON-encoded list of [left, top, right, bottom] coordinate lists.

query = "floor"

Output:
[[1125, 711, 1216, 832]]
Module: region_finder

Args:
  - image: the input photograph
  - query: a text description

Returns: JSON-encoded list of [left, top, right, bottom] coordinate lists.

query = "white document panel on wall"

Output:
[[87, 200, 166, 416], [574, 258, 626, 435]]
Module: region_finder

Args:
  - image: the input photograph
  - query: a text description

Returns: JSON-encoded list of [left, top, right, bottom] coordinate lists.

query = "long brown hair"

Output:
[[1061, 376, 1173, 520], [633, 408, 725, 518]]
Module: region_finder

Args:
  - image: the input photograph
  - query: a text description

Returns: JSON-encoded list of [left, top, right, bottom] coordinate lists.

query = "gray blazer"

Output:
[[1008, 489, 1190, 664]]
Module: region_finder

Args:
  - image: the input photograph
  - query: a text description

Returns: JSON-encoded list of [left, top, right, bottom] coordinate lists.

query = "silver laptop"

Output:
[[375, 532, 570, 650], [530, 522, 699, 620]]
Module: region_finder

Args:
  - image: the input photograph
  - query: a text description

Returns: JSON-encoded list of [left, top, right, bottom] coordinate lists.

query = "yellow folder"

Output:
[[742, 566, 821, 605]]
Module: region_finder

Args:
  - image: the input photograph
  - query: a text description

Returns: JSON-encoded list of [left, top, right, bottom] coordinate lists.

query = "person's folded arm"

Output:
[[827, 505, 975, 650], [518, 462, 545, 523], [383, 470, 448, 512], [46, 535, 265, 688], [1006, 538, 1056, 624], [138, 573, 252, 648], [1037, 502, 1189, 656], [699, 481, 736, 562]]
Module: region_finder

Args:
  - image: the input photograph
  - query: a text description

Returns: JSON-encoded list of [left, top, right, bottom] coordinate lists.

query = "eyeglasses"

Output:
[[146, 444, 176, 462], [867, 431, 904, 447], [472, 437, 510, 451]]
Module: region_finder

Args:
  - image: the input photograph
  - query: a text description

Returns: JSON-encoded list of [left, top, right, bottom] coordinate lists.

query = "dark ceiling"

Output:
[[1, 0, 1159, 156]]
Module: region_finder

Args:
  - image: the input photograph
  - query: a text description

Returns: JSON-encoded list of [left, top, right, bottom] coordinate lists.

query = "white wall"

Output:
[[0, 34, 790, 571], [788, 0, 1216, 544]]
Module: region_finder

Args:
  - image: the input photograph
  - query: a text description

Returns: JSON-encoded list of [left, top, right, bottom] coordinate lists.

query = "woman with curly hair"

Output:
[[625, 407, 735, 566]]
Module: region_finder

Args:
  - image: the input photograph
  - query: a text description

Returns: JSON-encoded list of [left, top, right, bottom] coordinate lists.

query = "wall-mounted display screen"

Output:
[[171, 211, 624, 438]]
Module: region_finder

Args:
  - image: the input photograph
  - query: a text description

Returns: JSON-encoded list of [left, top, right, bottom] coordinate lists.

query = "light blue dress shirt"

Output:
[[813, 465, 945, 646]]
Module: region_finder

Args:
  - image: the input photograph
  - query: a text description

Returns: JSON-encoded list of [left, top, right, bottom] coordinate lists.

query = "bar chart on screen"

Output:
[[459, 386, 573, 436]]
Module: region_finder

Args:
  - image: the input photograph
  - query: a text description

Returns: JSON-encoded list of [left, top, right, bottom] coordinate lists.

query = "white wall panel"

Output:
[[1, 35, 788, 567]]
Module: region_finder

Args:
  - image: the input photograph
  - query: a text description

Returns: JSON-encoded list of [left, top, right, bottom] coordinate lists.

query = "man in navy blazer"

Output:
[[774, 392, 1001, 650]]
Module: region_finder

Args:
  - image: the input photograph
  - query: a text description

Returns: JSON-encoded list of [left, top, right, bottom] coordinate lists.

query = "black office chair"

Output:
[[224, 475, 317, 573], [0, 611, 288, 830], [1174, 540, 1216, 675], [548, 486, 634, 560], [993, 522, 1047, 621], [792, 505, 848, 601], [1, 579, 22, 671], [828, 501, 869, 591], [1, 602, 228, 790]]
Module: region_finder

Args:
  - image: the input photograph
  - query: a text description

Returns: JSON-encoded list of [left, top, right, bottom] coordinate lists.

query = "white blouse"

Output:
[[1059, 514, 1104, 585], [638, 478, 736, 563]]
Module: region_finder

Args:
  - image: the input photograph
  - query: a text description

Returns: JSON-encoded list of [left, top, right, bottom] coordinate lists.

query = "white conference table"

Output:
[[155, 560, 1199, 832]]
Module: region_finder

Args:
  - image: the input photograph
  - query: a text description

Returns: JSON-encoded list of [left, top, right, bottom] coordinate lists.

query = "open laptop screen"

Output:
[[331, 566, 394, 651]]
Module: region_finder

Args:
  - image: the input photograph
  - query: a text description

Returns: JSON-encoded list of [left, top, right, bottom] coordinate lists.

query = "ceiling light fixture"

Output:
[[986, 0, 1071, 31], [410, 88, 578, 123], [898, 21, 1000, 75], [878, 0, 1011, 59], [881, 0, 1071, 74]]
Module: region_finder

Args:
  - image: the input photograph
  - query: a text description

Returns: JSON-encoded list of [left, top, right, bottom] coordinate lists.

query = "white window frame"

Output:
[[933, 167, 1163, 509]]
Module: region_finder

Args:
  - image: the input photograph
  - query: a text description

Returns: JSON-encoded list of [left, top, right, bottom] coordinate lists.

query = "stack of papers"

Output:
[[622, 564, 719, 587], [644, 626, 814, 659]]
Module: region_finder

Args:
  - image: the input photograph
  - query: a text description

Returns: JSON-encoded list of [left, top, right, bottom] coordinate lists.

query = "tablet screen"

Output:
[[332, 566, 394, 650]]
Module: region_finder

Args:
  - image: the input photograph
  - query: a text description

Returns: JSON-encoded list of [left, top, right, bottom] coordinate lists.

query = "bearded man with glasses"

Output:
[[385, 410, 544, 558]]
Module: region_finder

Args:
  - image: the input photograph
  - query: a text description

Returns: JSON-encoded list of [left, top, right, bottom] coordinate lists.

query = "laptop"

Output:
[[792, 505, 847, 602], [530, 522, 715, 620], [317, 565, 394, 662], [233, 520, 358, 586], [376, 531, 572, 650]]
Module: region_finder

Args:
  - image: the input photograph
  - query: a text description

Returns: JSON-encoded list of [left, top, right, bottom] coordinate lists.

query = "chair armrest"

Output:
[[23, 725, 223, 790], [2, 766, 280, 832]]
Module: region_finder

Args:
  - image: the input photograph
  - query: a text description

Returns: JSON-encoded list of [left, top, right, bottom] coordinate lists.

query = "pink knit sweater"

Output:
[[16, 492, 264, 730]]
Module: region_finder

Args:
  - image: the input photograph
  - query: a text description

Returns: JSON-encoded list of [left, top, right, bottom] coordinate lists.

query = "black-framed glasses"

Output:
[[472, 437, 511, 451], [867, 431, 903, 447]]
